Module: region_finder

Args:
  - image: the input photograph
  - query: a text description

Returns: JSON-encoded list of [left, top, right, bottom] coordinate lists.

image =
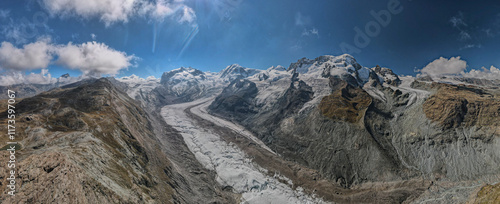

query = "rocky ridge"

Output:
[[0, 78, 236, 203]]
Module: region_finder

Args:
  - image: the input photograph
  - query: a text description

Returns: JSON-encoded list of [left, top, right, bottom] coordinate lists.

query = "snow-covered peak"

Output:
[[248, 65, 291, 82], [161, 67, 208, 85], [118, 74, 159, 85], [219, 64, 261, 82], [288, 55, 362, 76], [117, 74, 161, 100], [267, 65, 286, 72], [371, 65, 401, 86], [287, 54, 365, 87]]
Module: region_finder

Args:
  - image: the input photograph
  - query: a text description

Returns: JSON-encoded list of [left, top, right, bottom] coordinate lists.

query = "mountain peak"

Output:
[[220, 64, 260, 82], [288, 54, 362, 74], [161, 67, 206, 85]]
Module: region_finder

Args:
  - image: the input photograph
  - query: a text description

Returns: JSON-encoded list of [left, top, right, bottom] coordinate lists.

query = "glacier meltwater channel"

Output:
[[161, 98, 326, 204]]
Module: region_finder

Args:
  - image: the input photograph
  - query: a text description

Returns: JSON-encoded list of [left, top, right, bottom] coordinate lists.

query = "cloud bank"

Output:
[[419, 56, 500, 80], [0, 39, 136, 76], [463, 66, 500, 80]]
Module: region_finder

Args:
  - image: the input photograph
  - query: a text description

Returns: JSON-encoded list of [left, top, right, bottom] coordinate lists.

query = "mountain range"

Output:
[[1, 54, 499, 203]]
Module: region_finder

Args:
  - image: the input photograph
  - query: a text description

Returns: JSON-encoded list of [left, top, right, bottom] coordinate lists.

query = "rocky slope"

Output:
[[0, 78, 236, 203], [208, 54, 500, 202]]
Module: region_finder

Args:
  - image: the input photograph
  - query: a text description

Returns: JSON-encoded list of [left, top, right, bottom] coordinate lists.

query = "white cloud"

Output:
[[40, 0, 197, 26], [420, 56, 467, 77], [419, 56, 500, 81], [144, 0, 174, 20], [55, 41, 136, 76], [91, 33, 97, 40], [0, 39, 136, 77], [117, 74, 158, 84], [0, 40, 53, 70], [41, 0, 138, 26], [178, 6, 196, 24], [462, 66, 500, 80]]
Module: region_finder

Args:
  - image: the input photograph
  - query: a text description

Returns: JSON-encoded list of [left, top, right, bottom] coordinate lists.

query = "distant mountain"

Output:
[[219, 64, 261, 82], [0, 74, 82, 99], [206, 54, 500, 202]]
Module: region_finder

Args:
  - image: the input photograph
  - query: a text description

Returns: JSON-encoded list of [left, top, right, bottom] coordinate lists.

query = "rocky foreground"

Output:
[[0, 79, 236, 203]]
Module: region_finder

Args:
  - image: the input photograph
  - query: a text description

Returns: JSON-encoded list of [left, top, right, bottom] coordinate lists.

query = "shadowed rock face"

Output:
[[208, 66, 500, 203], [0, 78, 236, 203], [209, 79, 259, 121]]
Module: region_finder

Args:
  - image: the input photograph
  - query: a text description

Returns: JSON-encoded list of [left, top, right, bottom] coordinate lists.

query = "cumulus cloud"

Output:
[[420, 56, 467, 77], [117, 74, 158, 84], [419, 56, 500, 81], [0, 39, 136, 77], [55, 41, 136, 76], [462, 66, 500, 80], [0, 40, 53, 70], [40, 0, 197, 26]]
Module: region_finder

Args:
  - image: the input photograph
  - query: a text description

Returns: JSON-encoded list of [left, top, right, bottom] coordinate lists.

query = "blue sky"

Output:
[[0, 0, 500, 81]]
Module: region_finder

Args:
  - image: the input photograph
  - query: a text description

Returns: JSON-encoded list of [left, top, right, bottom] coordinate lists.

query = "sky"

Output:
[[0, 0, 500, 84]]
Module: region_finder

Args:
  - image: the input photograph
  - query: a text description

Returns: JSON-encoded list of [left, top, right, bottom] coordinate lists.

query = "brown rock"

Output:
[[319, 77, 372, 123], [423, 83, 500, 129]]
